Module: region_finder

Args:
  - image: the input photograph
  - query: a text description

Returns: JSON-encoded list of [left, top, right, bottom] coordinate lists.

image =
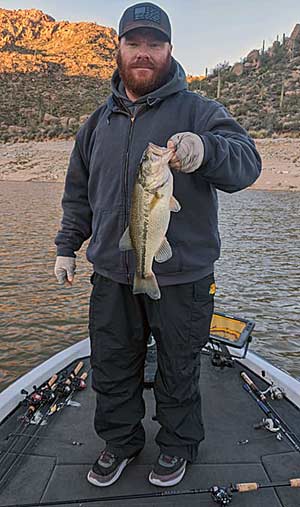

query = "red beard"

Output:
[[117, 50, 172, 98]]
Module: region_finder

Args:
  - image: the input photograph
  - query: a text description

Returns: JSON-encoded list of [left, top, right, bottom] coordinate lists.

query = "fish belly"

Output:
[[130, 182, 171, 278]]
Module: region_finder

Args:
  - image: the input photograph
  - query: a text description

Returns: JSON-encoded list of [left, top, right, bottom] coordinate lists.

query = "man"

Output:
[[54, 2, 261, 489]]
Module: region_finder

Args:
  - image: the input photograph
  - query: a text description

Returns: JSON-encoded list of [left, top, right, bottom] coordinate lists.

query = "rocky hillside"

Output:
[[0, 8, 117, 76], [190, 25, 300, 138], [0, 8, 299, 142], [0, 8, 117, 143]]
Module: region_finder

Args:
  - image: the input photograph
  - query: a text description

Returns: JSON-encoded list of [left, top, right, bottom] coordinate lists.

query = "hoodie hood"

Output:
[[111, 57, 187, 107]]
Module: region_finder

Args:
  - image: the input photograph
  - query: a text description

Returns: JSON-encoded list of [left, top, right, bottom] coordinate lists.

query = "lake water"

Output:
[[0, 181, 299, 392]]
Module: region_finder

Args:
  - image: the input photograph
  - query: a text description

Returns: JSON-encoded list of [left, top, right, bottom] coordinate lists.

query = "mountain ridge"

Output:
[[0, 8, 118, 77], [0, 8, 299, 142]]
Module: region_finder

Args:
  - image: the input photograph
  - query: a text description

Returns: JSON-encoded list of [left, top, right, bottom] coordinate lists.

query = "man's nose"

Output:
[[135, 43, 151, 59], [136, 52, 150, 61]]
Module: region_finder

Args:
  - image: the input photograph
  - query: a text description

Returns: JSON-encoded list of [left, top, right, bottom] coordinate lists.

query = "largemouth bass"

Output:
[[119, 142, 181, 300]]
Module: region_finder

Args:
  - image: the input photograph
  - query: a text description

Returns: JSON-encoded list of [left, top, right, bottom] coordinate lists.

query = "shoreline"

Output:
[[0, 137, 299, 191]]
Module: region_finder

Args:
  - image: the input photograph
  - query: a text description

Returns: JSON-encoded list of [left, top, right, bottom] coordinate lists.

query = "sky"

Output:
[[1, 0, 299, 75]]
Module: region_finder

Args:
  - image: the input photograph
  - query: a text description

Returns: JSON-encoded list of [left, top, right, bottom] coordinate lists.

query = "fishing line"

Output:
[[241, 371, 300, 452], [1, 477, 300, 507], [0, 362, 87, 490], [0, 373, 59, 468]]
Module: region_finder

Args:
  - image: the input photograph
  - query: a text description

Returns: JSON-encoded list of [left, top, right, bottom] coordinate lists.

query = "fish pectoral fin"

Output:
[[155, 237, 172, 263], [169, 195, 181, 212], [150, 193, 162, 211], [119, 227, 133, 251], [133, 272, 161, 300]]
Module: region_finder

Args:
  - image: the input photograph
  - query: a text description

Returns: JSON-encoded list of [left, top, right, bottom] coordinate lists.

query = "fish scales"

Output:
[[119, 142, 181, 300]]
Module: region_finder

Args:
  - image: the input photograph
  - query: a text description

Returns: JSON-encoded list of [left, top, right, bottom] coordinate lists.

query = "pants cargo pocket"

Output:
[[190, 273, 215, 354]]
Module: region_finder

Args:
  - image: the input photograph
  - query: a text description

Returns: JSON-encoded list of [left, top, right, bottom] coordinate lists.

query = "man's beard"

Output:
[[117, 50, 172, 98]]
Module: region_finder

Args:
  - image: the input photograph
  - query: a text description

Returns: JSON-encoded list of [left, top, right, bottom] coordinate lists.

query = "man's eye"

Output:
[[128, 42, 138, 47], [150, 43, 160, 48]]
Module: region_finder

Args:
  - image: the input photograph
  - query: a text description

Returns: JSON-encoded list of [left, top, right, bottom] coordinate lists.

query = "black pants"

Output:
[[88, 272, 214, 463]]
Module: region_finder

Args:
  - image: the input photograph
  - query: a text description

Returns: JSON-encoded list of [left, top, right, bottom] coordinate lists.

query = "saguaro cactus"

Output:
[[217, 69, 221, 99], [280, 80, 285, 110]]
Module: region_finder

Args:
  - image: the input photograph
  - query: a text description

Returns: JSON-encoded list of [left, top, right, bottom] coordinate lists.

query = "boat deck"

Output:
[[0, 350, 300, 507]]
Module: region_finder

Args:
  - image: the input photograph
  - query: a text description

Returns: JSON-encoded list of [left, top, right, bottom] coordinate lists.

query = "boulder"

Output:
[[60, 116, 70, 128], [7, 125, 26, 133], [68, 117, 79, 127], [231, 63, 244, 76], [43, 113, 59, 124], [80, 114, 89, 123], [246, 49, 260, 63]]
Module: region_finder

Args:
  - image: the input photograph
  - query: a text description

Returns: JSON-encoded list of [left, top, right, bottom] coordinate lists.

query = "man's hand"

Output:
[[54, 256, 76, 286], [167, 132, 204, 173]]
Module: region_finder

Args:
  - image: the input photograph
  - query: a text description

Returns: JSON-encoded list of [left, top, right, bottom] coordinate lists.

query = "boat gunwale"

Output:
[[0, 338, 299, 424]]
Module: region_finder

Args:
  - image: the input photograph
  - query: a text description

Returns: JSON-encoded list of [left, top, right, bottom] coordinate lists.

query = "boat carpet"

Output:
[[0, 350, 299, 507]]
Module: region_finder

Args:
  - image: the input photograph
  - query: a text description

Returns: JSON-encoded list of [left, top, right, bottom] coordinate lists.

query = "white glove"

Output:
[[54, 256, 76, 285], [167, 132, 204, 173]]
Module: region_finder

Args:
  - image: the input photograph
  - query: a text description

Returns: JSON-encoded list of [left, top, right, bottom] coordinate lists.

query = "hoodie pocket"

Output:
[[86, 207, 125, 272]]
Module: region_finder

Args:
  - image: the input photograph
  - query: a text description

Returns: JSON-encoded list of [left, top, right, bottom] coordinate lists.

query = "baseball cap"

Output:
[[118, 2, 172, 42]]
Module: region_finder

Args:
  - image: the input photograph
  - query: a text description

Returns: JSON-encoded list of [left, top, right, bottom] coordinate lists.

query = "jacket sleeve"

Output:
[[55, 129, 92, 257], [197, 104, 262, 192]]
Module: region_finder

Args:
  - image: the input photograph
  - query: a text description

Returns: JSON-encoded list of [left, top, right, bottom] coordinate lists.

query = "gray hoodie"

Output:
[[55, 58, 261, 285]]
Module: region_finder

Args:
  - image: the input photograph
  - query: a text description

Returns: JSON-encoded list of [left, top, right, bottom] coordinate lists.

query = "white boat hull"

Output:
[[1, 338, 299, 423]]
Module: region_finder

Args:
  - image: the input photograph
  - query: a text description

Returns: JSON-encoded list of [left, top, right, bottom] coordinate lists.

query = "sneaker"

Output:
[[87, 448, 136, 487], [148, 453, 187, 487]]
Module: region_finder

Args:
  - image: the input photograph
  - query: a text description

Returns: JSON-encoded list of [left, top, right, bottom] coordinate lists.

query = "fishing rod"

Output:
[[50, 368, 88, 415], [43, 362, 85, 417], [0, 363, 87, 489], [0, 362, 83, 463], [2, 477, 300, 507], [241, 371, 300, 452], [0, 372, 59, 469], [0, 362, 87, 490], [3, 368, 90, 447], [3, 433, 83, 447], [242, 383, 300, 452]]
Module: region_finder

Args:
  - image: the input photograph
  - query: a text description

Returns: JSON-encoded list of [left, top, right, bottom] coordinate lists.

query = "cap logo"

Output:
[[134, 5, 161, 24]]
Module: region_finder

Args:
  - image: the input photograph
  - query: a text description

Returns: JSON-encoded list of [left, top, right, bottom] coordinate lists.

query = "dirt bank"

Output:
[[0, 137, 299, 191]]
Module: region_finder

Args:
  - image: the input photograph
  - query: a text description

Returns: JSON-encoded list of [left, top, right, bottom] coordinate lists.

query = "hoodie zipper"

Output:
[[124, 115, 135, 283], [123, 105, 147, 283]]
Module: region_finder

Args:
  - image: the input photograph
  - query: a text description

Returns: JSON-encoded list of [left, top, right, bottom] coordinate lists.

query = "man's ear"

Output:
[[170, 43, 173, 52], [117, 39, 121, 49]]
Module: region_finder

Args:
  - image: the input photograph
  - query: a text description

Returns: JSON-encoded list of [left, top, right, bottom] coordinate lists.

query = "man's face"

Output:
[[117, 28, 172, 98]]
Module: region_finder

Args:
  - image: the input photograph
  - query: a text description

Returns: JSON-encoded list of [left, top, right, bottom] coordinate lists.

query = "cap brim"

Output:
[[119, 21, 170, 41]]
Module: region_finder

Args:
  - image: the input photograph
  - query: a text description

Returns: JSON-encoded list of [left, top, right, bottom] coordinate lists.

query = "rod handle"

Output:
[[236, 482, 259, 492], [48, 374, 58, 387], [73, 361, 84, 376], [241, 372, 266, 400], [290, 478, 300, 488], [65, 362, 85, 385]]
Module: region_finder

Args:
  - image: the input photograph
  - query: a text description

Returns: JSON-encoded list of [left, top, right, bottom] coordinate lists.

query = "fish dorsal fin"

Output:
[[119, 226, 133, 251], [155, 237, 172, 263], [170, 195, 181, 212]]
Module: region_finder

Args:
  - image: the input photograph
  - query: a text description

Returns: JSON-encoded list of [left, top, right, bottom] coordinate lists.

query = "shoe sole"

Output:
[[148, 463, 186, 487], [87, 456, 136, 487]]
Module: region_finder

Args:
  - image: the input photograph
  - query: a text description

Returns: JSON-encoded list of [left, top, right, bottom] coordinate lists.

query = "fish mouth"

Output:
[[147, 142, 173, 157]]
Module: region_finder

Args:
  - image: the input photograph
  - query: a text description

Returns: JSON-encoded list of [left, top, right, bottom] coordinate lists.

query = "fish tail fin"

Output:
[[133, 272, 161, 300]]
